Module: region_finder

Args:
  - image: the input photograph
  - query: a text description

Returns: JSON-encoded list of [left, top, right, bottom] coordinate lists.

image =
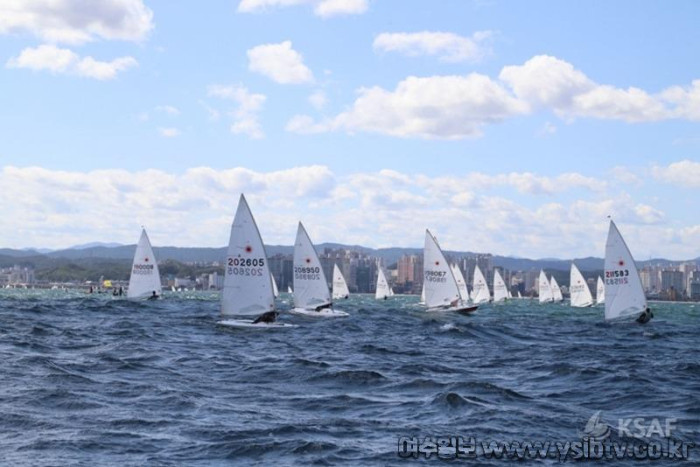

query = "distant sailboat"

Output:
[[472, 265, 491, 304], [332, 264, 350, 299], [492, 270, 508, 303], [375, 264, 394, 300], [127, 228, 162, 299], [570, 263, 594, 307], [271, 274, 280, 298], [596, 276, 605, 305], [550, 276, 564, 302], [538, 270, 553, 303], [517, 290, 523, 299], [451, 264, 469, 302], [604, 219, 648, 322], [291, 222, 348, 317], [219, 194, 295, 328], [419, 283, 426, 305], [423, 230, 477, 313], [287, 286, 293, 294]]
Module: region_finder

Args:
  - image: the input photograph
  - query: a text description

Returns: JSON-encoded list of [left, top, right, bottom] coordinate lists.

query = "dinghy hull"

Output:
[[290, 308, 349, 317]]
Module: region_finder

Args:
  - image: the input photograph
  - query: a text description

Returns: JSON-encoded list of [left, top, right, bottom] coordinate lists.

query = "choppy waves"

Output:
[[0, 290, 698, 465]]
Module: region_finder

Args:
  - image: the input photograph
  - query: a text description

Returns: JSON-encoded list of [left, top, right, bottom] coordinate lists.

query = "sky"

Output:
[[0, 0, 699, 259]]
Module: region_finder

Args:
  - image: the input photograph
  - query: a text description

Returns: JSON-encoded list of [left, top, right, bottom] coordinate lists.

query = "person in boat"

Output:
[[118, 286, 123, 296], [252, 311, 279, 324], [636, 307, 653, 324], [315, 302, 332, 312], [148, 290, 159, 300]]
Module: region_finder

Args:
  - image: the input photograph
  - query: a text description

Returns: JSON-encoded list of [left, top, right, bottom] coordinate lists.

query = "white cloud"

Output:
[[156, 105, 180, 116], [6, 44, 137, 80], [158, 127, 180, 138], [288, 74, 529, 139], [373, 30, 492, 63], [237, 0, 368, 17], [0, 0, 153, 44], [208, 84, 267, 139], [500, 55, 670, 122], [309, 90, 327, 110], [652, 160, 700, 187], [247, 41, 314, 84], [661, 79, 700, 120], [1, 165, 695, 258]]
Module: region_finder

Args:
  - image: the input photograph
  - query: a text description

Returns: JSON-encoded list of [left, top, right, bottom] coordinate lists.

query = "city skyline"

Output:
[[1, 1, 699, 258]]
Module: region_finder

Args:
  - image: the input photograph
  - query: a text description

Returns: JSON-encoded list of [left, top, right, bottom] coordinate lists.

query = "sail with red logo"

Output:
[[423, 229, 477, 314], [127, 228, 162, 299], [604, 219, 647, 321]]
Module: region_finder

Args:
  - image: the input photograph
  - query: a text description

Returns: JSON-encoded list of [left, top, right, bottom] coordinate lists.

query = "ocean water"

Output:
[[0, 289, 698, 465]]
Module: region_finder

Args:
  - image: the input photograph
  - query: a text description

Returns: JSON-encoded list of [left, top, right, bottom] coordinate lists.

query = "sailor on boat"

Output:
[[148, 290, 159, 300], [252, 311, 279, 324], [636, 307, 653, 324], [315, 302, 332, 312]]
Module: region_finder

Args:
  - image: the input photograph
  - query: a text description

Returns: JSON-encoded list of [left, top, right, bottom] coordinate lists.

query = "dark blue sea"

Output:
[[1, 289, 698, 465]]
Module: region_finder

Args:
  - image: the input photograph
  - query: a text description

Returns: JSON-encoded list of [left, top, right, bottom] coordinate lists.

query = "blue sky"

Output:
[[0, 0, 699, 259]]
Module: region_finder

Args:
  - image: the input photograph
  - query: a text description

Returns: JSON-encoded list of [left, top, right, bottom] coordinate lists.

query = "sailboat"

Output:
[[375, 264, 394, 300], [569, 263, 594, 307], [332, 264, 350, 299], [596, 276, 605, 305], [287, 286, 293, 294], [492, 270, 508, 303], [291, 222, 348, 317], [451, 264, 470, 302], [517, 290, 523, 299], [219, 195, 296, 328], [538, 270, 553, 303], [471, 265, 491, 304], [604, 219, 648, 322], [550, 276, 564, 302], [419, 283, 426, 305], [423, 230, 478, 313], [127, 228, 162, 299], [271, 274, 280, 298]]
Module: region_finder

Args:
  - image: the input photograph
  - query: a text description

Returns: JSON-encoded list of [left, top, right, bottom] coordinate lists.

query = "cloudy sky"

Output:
[[0, 0, 699, 259]]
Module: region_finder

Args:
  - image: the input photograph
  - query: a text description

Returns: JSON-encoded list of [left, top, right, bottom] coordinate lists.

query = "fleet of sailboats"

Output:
[[117, 197, 658, 328]]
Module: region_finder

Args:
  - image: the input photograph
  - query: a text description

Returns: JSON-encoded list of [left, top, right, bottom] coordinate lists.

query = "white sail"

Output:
[[472, 265, 491, 304], [569, 263, 593, 307], [271, 274, 279, 297], [221, 195, 275, 317], [596, 276, 605, 305], [451, 264, 469, 301], [419, 283, 425, 304], [423, 230, 461, 309], [287, 286, 293, 294], [604, 220, 646, 321], [332, 264, 350, 299], [517, 290, 523, 299], [127, 228, 162, 299], [538, 270, 553, 303], [375, 265, 393, 299], [493, 269, 508, 302], [293, 222, 332, 310], [550, 276, 564, 302]]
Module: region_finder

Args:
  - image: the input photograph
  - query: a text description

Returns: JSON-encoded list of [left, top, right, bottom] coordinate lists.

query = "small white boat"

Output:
[[423, 230, 477, 314], [492, 269, 508, 303], [126, 228, 162, 300], [290, 222, 348, 317], [332, 264, 350, 299], [471, 265, 490, 304], [604, 219, 649, 322], [375, 264, 394, 300], [451, 264, 470, 302], [538, 270, 553, 303], [596, 276, 605, 305], [218, 194, 296, 329], [550, 276, 564, 302], [570, 263, 594, 307]]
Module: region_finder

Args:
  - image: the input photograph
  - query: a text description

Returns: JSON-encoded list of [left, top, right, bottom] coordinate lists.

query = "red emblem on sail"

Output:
[[306, 258, 311, 264], [245, 245, 252, 253], [144, 257, 149, 262], [435, 261, 439, 266], [618, 259, 624, 267]]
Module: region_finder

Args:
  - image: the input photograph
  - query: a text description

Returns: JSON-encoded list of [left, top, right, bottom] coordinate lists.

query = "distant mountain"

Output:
[[68, 242, 124, 250], [0, 243, 696, 272]]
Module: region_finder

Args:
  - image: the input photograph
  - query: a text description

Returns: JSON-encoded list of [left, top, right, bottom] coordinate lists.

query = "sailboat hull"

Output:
[[427, 305, 478, 314], [290, 307, 349, 317], [218, 319, 298, 329]]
